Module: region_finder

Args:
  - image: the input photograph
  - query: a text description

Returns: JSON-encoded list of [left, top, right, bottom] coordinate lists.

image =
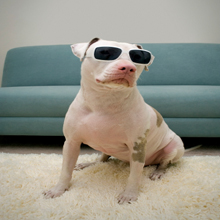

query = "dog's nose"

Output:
[[118, 63, 137, 74]]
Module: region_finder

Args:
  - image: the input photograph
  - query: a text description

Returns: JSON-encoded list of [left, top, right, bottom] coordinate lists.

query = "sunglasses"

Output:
[[85, 46, 152, 65]]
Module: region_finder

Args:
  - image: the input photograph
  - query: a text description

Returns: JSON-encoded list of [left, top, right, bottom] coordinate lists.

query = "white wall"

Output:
[[1, 0, 220, 86]]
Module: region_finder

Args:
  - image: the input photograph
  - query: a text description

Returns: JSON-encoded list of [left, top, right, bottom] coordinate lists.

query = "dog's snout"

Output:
[[118, 63, 136, 74]]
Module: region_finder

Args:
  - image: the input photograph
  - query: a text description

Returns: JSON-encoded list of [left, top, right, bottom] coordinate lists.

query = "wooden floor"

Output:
[[0, 136, 220, 157]]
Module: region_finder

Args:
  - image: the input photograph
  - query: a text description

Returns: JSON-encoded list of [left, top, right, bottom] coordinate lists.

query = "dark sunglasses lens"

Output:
[[129, 50, 151, 64], [94, 47, 122, 61]]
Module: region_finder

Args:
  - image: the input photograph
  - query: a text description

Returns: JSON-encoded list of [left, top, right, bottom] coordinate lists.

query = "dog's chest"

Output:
[[82, 112, 128, 140], [80, 112, 133, 153]]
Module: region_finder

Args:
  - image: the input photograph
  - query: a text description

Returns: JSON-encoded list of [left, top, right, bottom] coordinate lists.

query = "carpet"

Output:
[[0, 153, 220, 220]]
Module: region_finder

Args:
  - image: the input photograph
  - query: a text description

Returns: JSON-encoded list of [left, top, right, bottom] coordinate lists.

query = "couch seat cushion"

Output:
[[0, 85, 219, 118], [138, 85, 220, 118], [0, 86, 80, 117]]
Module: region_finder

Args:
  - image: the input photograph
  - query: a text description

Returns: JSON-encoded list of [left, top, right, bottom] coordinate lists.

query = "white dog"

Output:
[[43, 38, 186, 204]]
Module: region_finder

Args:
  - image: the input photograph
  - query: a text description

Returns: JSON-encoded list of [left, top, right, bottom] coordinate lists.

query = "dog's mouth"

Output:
[[111, 78, 130, 86], [96, 75, 135, 87]]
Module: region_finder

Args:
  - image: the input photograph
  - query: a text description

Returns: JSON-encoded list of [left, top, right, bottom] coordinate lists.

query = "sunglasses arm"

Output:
[[145, 55, 155, 71]]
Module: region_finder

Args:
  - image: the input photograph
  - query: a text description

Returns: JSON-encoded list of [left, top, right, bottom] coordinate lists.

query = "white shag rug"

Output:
[[0, 153, 220, 220]]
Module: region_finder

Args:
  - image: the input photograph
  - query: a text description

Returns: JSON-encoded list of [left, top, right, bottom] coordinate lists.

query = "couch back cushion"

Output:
[[2, 45, 81, 87], [138, 43, 220, 85], [2, 44, 220, 87]]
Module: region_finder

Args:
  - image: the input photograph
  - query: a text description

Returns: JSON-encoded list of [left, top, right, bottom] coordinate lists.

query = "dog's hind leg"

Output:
[[74, 153, 110, 170], [149, 135, 184, 180]]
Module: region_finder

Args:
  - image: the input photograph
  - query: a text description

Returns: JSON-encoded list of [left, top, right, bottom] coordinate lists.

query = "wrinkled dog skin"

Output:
[[43, 38, 184, 204]]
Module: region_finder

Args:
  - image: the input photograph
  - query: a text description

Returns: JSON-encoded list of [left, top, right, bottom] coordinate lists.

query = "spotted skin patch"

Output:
[[132, 129, 149, 163], [152, 108, 163, 127]]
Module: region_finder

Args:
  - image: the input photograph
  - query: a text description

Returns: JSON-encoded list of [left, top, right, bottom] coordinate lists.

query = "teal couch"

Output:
[[0, 44, 220, 137]]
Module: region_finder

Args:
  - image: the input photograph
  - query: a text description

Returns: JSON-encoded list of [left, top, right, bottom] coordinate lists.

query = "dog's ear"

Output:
[[71, 38, 100, 61], [71, 43, 88, 61], [136, 44, 143, 50], [135, 44, 155, 71]]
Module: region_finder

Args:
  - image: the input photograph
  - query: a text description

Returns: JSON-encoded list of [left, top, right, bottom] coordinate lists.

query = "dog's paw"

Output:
[[117, 190, 138, 204], [43, 186, 67, 199], [149, 169, 165, 181], [74, 162, 95, 171]]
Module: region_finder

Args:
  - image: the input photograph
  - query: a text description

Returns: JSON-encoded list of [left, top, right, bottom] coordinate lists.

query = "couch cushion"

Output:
[[138, 85, 220, 118], [0, 117, 64, 136], [137, 43, 220, 85], [0, 85, 219, 118], [0, 86, 80, 117], [2, 45, 81, 87], [2, 44, 220, 87], [1, 117, 220, 137]]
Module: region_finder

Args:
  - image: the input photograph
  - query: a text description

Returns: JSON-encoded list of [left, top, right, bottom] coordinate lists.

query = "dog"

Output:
[[43, 38, 185, 204]]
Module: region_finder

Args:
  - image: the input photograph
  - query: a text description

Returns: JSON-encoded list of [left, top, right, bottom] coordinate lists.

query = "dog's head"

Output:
[[71, 38, 154, 89]]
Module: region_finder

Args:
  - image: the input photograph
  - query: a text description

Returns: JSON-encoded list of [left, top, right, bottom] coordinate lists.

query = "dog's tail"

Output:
[[185, 145, 202, 152]]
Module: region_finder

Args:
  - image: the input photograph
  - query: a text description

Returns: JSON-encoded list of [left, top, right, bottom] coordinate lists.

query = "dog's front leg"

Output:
[[118, 160, 144, 204], [43, 140, 80, 199]]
